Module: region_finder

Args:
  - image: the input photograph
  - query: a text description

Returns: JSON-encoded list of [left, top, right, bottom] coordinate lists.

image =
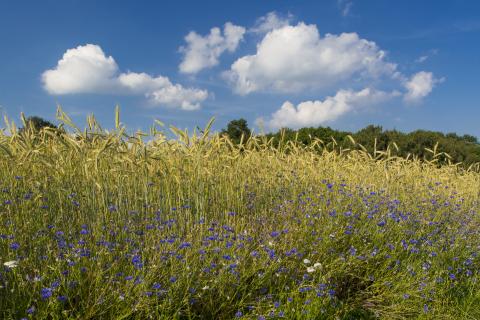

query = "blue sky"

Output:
[[0, 0, 479, 136]]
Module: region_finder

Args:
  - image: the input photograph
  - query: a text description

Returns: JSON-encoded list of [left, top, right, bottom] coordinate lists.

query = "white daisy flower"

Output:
[[3, 260, 18, 268]]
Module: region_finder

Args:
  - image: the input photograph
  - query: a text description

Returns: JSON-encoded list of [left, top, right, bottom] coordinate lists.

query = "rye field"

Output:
[[1, 109, 480, 319]]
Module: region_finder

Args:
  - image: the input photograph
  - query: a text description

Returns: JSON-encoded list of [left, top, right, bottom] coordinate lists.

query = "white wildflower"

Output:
[[307, 267, 315, 273], [303, 259, 311, 264], [3, 260, 18, 268]]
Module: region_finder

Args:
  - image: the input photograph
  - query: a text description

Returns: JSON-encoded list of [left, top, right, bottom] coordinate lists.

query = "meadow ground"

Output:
[[1, 110, 480, 319]]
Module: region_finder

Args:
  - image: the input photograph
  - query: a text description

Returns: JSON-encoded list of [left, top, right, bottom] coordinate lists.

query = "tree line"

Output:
[[221, 118, 480, 166]]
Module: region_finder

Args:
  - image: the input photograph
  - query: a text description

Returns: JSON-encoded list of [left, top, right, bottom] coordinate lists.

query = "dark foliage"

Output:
[[221, 118, 251, 144], [20, 116, 57, 133], [263, 125, 480, 166]]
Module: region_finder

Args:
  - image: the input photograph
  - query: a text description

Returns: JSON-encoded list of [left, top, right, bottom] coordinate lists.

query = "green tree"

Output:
[[20, 116, 57, 133], [221, 118, 251, 144]]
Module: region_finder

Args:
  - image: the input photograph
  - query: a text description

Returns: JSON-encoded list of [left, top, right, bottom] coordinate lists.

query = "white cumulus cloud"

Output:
[[148, 84, 209, 111], [42, 44, 208, 110], [403, 71, 443, 104], [179, 22, 246, 74], [42, 44, 118, 94], [224, 22, 397, 95], [260, 88, 398, 130], [250, 12, 293, 34]]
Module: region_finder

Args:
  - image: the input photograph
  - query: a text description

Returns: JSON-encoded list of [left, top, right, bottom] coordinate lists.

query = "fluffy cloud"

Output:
[[42, 44, 118, 94], [403, 71, 443, 103], [224, 23, 397, 95], [179, 22, 246, 74], [118, 72, 208, 110], [148, 84, 209, 111], [42, 44, 208, 110], [250, 12, 292, 34], [260, 88, 398, 130]]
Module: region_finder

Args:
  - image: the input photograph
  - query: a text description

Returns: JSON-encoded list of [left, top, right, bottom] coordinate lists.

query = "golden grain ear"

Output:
[[346, 135, 356, 145], [20, 112, 27, 128], [115, 105, 120, 130]]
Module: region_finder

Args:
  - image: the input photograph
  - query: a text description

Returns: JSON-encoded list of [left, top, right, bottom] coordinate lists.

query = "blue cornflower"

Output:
[[179, 242, 192, 249], [235, 311, 243, 318], [131, 255, 143, 269], [169, 276, 177, 283], [9, 242, 20, 250], [328, 289, 336, 298], [41, 288, 53, 299], [152, 282, 162, 290], [57, 295, 67, 302], [349, 246, 357, 256], [270, 231, 280, 238]]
